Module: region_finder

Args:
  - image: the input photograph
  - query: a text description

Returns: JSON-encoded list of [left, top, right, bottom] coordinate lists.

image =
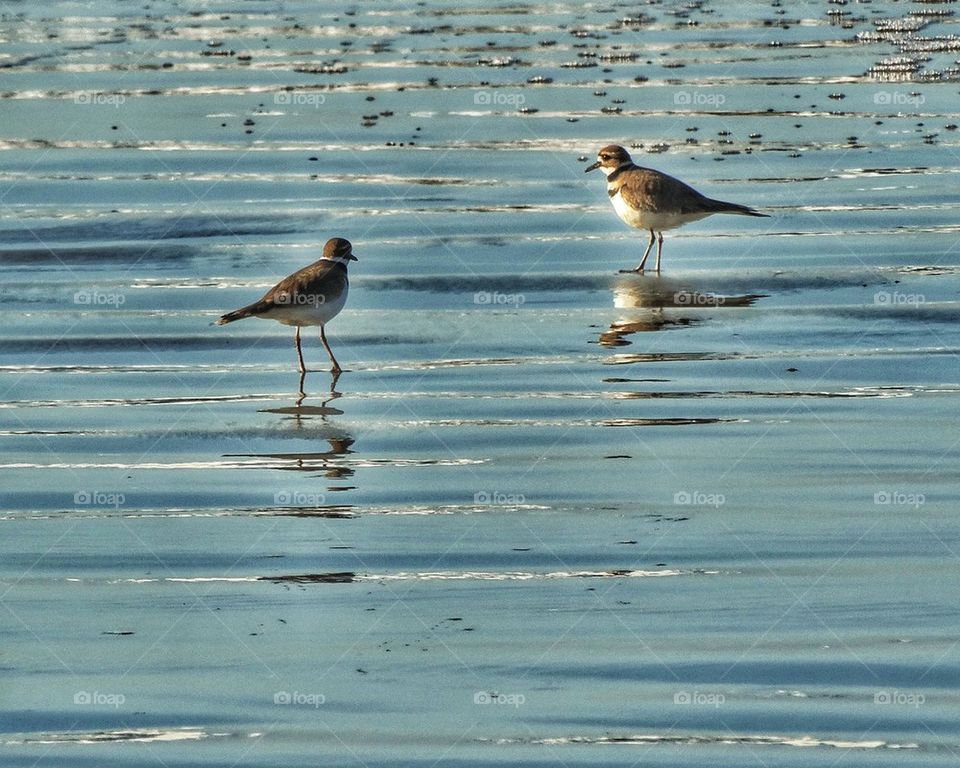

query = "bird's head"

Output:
[[323, 237, 358, 264], [584, 144, 633, 176]]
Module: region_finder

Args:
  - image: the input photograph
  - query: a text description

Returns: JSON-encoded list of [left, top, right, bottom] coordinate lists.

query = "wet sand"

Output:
[[2, 2, 960, 766]]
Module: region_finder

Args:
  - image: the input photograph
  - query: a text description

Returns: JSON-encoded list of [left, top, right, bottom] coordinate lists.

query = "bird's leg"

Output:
[[320, 325, 342, 375], [654, 231, 663, 273], [295, 326, 306, 374], [620, 229, 656, 274]]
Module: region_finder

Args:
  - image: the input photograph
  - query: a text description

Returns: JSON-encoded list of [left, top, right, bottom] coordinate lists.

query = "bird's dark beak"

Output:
[[584, 160, 601, 173], [346, 253, 358, 261]]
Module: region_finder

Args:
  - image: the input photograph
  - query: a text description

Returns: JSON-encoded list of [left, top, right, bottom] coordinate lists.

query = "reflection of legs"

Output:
[[295, 327, 305, 374], [320, 326, 341, 374], [296, 369, 306, 405], [621, 229, 657, 273]]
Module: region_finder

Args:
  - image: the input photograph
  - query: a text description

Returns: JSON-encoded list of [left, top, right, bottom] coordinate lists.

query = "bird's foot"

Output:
[[619, 267, 644, 274]]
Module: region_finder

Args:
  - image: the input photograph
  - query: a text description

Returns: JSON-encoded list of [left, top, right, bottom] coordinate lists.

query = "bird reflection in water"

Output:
[[598, 274, 765, 347], [261, 367, 346, 416], [252, 373, 356, 480], [254, 431, 355, 480]]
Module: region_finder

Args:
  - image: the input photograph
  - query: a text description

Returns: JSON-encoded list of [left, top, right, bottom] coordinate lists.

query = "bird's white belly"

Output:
[[610, 190, 708, 232], [269, 284, 348, 327]]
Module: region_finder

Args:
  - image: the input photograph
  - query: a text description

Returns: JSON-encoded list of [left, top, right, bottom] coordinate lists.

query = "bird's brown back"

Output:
[[260, 258, 348, 307], [610, 166, 712, 215]]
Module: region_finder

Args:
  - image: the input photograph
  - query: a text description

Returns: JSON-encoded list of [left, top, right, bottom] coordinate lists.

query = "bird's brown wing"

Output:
[[262, 259, 346, 304], [216, 259, 347, 324], [620, 167, 768, 217], [618, 168, 713, 214]]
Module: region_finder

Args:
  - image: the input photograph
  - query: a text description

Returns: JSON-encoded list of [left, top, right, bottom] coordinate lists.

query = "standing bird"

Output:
[[216, 237, 357, 376], [585, 144, 769, 273]]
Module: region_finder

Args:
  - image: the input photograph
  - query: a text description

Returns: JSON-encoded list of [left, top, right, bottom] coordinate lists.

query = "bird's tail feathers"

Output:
[[705, 198, 769, 218], [216, 301, 268, 325]]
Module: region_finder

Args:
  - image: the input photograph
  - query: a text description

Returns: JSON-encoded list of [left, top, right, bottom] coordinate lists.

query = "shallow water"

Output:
[[2, 1, 960, 766]]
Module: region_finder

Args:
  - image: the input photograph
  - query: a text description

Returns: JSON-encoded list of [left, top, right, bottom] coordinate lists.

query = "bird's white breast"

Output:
[[609, 188, 709, 232], [271, 282, 348, 327], [610, 189, 648, 229]]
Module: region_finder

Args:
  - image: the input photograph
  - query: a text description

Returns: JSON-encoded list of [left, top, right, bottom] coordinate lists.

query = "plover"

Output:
[[217, 237, 357, 375], [585, 144, 769, 272]]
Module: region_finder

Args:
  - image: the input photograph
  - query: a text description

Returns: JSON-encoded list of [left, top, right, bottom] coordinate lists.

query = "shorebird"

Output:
[[216, 237, 356, 375], [585, 144, 769, 273]]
